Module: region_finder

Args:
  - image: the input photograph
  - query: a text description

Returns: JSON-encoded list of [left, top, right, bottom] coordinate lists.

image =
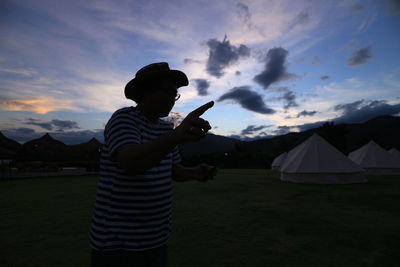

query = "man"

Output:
[[90, 62, 217, 267]]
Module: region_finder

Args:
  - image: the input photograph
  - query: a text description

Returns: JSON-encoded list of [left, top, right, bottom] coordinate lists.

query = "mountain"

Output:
[[0, 131, 21, 153], [345, 115, 400, 152], [179, 133, 240, 158], [68, 137, 102, 162], [69, 137, 102, 152], [15, 133, 68, 162], [243, 115, 400, 157]]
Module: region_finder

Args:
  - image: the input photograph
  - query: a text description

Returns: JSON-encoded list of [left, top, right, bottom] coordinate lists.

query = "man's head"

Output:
[[125, 62, 188, 104]]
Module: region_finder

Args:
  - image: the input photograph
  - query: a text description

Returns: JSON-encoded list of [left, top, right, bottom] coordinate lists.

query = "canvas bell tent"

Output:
[[280, 134, 366, 184], [271, 152, 287, 170], [388, 148, 400, 162], [349, 141, 400, 175]]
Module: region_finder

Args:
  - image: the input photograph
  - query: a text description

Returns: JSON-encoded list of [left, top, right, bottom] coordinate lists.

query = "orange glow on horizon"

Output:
[[0, 97, 76, 114]]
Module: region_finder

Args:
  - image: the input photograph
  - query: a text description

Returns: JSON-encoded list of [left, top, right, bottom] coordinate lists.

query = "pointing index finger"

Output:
[[189, 101, 214, 117]]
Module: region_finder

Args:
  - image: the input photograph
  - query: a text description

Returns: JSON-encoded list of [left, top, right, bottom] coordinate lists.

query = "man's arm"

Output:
[[114, 101, 214, 175], [114, 130, 179, 174]]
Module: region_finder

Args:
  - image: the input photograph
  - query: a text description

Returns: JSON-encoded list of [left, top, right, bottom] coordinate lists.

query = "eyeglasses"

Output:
[[163, 90, 180, 101]]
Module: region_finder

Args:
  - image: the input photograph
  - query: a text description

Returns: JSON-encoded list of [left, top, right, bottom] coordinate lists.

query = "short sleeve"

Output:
[[104, 110, 141, 157], [171, 146, 181, 164]]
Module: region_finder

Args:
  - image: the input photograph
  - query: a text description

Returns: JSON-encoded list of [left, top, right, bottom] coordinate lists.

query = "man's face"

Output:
[[144, 80, 179, 117]]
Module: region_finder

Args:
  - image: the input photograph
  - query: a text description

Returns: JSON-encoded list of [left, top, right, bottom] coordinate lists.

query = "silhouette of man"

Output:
[[90, 62, 217, 267]]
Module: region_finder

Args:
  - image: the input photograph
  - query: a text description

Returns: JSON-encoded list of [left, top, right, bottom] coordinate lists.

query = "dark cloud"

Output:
[[25, 118, 53, 131], [320, 75, 330, 80], [311, 56, 321, 65], [236, 3, 252, 30], [296, 110, 317, 118], [253, 47, 297, 89], [217, 86, 275, 114], [272, 125, 296, 135], [228, 131, 272, 141], [295, 99, 400, 132], [287, 10, 310, 30], [192, 79, 210, 96], [23, 118, 80, 131], [270, 86, 290, 93], [1, 127, 103, 144], [235, 71, 241, 76], [206, 35, 250, 78], [51, 119, 80, 131], [334, 99, 365, 114], [345, 40, 358, 49], [240, 125, 271, 136], [351, 3, 364, 12], [184, 58, 201, 64], [348, 45, 372, 66], [236, 3, 266, 37], [388, 0, 400, 14], [333, 99, 400, 123], [296, 121, 326, 132], [279, 91, 298, 110]]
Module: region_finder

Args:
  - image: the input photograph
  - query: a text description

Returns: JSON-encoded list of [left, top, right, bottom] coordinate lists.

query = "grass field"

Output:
[[1, 169, 399, 267]]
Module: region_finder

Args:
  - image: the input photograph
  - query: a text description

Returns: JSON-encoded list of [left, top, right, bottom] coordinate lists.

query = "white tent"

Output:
[[348, 141, 400, 175], [271, 152, 287, 170], [280, 134, 366, 184], [388, 148, 400, 162]]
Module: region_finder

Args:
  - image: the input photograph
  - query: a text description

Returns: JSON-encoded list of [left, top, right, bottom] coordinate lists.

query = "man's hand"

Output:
[[174, 101, 214, 143], [193, 163, 218, 182]]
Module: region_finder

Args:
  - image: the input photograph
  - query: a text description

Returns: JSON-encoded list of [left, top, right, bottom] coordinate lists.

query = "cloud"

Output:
[[269, 86, 290, 93], [388, 0, 400, 14], [0, 67, 38, 77], [25, 118, 53, 131], [23, 118, 80, 131], [51, 119, 80, 131], [235, 2, 266, 38], [192, 79, 210, 96], [344, 40, 358, 49], [206, 35, 250, 78], [217, 86, 275, 114], [351, 3, 364, 12], [166, 111, 185, 129], [253, 47, 297, 89], [236, 3, 252, 30], [184, 58, 202, 64], [240, 125, 271, 136], [295, 99, 400, 132], [333, 99, 400, 123], [272, 125, 296, 135], [320, 75, 330, 80], [296, 110, 317, 118], [0, 96, 76, 114], [348, 45, 372, 66], [287, 10, 310, 31], [334, 99, 365, 114], [311, 56, 321, 65], [275, 90, 298, 110]]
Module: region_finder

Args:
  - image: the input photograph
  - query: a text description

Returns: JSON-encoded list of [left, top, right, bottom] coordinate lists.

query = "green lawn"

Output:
[[1, 170, 399, 267]]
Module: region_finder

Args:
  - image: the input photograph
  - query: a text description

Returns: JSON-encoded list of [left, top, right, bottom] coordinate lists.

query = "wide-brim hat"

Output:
[[125, 62, 189, 102]]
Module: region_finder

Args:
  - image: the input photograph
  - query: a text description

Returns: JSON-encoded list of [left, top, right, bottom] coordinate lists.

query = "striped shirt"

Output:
[[89, 106, 181, 251]]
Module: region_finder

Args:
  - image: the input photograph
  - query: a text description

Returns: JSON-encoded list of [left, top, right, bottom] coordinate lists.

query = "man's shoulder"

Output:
[[109, 106, 140, 120]]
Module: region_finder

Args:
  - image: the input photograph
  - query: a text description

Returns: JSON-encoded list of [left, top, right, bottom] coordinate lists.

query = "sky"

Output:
[[1, 0, 400, 144]]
